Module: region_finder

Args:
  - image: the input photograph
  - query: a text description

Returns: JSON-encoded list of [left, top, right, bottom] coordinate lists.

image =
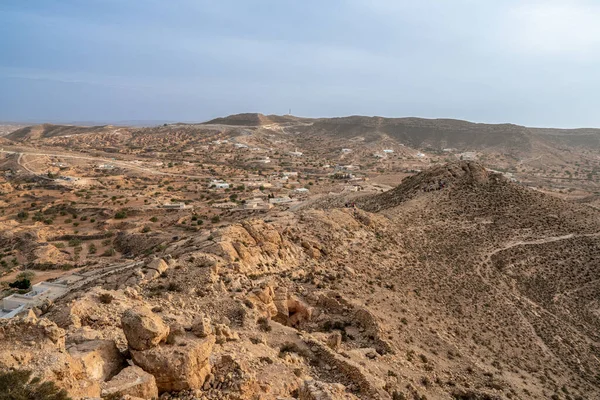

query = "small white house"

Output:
[[162, 202, 187, 209], [269, 196, 294, 204], [383, 149, 394, 153], [211, 180, 230, 189], [295, 188, 309, 193]]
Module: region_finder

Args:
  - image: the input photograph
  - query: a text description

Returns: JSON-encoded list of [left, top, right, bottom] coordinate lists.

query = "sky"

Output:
[[1, 0, 600, 128]]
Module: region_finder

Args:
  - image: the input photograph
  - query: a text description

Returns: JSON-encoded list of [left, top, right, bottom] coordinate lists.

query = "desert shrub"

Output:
[[150, 216, 158, 222], [114, 210, 127, 219], [68, 239, 82, 247], [278, 342, 310, 358], [257, 317, 272, 332], [16, 211, 29, 221], [9, 279, 30, 290], [166, 282, 182, 292], [101, 248, 116, 257], [98, 293, 114, 304], [88, 243, 97, 254], [16, 271, 35, 281], [0, 370, 71, 400]]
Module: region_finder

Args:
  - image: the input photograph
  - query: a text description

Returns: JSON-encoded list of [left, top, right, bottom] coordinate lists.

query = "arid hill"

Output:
[[6, 124, 115, 142], [203, 113, 306, 126], [1, 160, 598, 399]]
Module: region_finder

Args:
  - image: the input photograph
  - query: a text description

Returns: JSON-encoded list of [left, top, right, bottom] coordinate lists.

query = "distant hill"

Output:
[[203, 114, 600, 152], [6, 124, 114, 142], [8, 115, 600, 154], [203, 113, 306, 126]]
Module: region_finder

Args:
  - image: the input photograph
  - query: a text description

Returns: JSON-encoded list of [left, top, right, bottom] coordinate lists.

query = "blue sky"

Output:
[[1, 0, 599, 127]]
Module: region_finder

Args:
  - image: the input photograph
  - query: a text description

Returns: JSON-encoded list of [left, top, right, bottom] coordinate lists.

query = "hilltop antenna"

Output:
[[289, 108, 291, 116]]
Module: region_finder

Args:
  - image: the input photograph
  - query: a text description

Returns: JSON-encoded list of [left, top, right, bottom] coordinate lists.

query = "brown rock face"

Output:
[[101, 365, 158, 399], [191, 313, 212, 338], [121, 306, 169, 351], [130, 335, 215, 393], [67, 339, 124, 381]]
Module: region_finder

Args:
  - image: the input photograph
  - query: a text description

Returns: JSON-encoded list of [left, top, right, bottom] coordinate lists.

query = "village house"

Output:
[[211, 180, 230, 189]]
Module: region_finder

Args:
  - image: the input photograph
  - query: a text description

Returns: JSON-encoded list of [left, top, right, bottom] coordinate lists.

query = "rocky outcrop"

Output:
[[67, 339, 123, 381], [204, 219, 303, 274], [32, 243, 69, 266], [247, 285, 313, 327], [130, 335, 215, 393], [0, 315, 101, 398], [101, 365, 158, 399], [0, 182, 13, 194], [121, 306, 169, 351], [191, 313, 212, 338]]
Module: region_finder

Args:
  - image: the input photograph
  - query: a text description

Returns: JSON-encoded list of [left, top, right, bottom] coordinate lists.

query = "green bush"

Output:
[[114, 210, 127, 219], [0, 370, 71, 400], [9, 279, 30, 290]]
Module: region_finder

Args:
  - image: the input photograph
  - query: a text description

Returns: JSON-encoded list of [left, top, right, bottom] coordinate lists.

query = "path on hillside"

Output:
[[2, 149, 208, 180], [486, 232, 600, 261]]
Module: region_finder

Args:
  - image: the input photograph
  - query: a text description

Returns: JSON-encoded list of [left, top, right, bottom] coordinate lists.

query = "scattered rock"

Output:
[[102, 365, 159, 399], [121, 306, 169, 351]]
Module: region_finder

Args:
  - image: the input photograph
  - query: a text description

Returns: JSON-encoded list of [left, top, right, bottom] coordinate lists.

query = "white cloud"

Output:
[[509, 1, 600, 57]]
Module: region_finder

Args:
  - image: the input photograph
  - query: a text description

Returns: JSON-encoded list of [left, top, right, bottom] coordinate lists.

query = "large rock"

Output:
[[121, 306, 169, 351], [131, 335, 215, 393], [101, 365, 158, 399], [191, 313, 212, 338], [0, 316, 101, 398], [141, 258, 170, 283], [147, 258, 169, 274], [67, 339, 124, 381]]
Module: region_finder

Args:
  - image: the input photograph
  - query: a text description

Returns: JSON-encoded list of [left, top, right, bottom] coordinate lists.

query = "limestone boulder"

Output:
[[121, 306, 169, 351], [191, 313, 212, 338], [67, 339, 124, 381], [147, 258, 169, 274], [101, 365, 158, 399], [288, 296, 313, 327], [131, 335, 215, 393]]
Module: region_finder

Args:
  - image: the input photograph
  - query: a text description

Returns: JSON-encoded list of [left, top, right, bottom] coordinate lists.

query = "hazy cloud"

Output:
[[0, 1, 599, 127]]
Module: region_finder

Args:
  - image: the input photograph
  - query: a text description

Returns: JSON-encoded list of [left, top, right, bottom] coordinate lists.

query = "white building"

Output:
[[1, 281, 70, 319], [289, 150, 303, 156], [212, 202, 237, 209], [383, 149, 394, 153], [458, 152, 477, 161], [162, 202, 187, 209], [211, 180, 230, 189], [243, 198, 272, 210], [341, 148, 352, 153], [269, 196, 294, 204], [295, 188, 309, 193], [97, 164, 115, 169]]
